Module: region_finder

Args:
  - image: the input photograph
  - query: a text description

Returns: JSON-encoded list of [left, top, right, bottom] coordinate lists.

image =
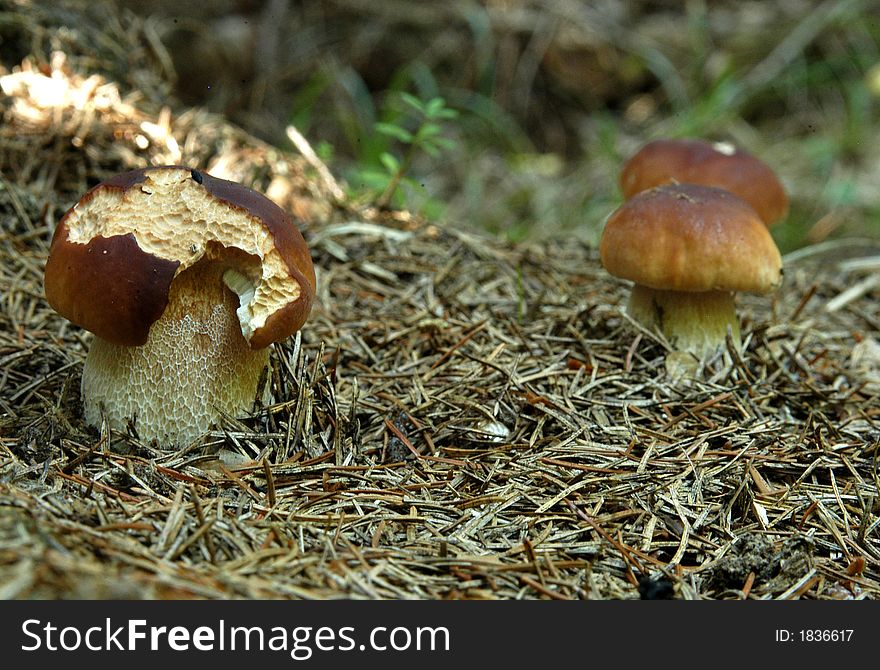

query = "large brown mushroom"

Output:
[[44, 166, 316, 445], [619, 138, 789, 226], [600, 184, 782, 356]]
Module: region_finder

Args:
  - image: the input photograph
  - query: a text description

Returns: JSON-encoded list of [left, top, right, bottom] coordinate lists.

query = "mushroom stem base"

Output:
[[81, 261, 271, 446], [626, 285, 740, 356]]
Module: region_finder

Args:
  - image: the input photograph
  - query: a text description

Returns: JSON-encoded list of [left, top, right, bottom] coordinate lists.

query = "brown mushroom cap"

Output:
[[619, 138, 789, 226], [599, 183, 783, 294], [44, 165, 315, 348]]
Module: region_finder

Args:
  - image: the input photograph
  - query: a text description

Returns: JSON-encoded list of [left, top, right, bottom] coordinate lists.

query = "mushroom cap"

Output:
[[599, 183, 783, 294], [619, 138, 789, 226], [44, 165, 316, 348]]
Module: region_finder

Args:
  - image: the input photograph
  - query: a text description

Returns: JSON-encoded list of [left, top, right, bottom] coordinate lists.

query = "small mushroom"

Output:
[[599, 184, 782, 356], [44, 166, 316, 445], [620, 138, 789, 226]]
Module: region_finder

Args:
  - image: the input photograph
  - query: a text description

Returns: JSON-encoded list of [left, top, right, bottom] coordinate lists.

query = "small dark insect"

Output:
[[190, 169, 203, 184], [638, 574, 676, 600]]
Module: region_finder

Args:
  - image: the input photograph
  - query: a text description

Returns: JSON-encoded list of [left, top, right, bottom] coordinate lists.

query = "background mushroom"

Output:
[[44, 165, 316, 446], [619, 138, 789, 227], [599, 183, 782, 356]]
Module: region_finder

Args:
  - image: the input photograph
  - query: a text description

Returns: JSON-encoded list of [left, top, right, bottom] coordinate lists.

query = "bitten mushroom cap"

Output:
[[600, 183, 783, 294], [43, 166, 316, 445], [619, 138, 789, 226], [44, 165, 315, 349]]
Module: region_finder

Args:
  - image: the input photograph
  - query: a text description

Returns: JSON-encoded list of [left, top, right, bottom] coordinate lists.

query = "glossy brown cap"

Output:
[[44, 166, 316, 348], [620, 138, 789, 226], [599, 184, 783, 294]]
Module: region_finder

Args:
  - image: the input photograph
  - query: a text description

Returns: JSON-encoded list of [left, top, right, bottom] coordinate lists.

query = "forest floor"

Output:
[[1, 1, 879, 600]]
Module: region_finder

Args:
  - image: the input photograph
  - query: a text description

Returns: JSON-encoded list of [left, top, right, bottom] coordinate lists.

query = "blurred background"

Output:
[[6, 0, 880, 252]]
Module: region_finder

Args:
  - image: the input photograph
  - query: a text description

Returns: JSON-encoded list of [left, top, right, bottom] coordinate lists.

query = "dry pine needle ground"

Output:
[[1, 7, 879, 600]]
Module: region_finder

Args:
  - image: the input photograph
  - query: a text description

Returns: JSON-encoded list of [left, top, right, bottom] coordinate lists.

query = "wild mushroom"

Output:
[[44, 165, 316, 445], [599, 184, 782, 356], [619, 138, 789, 226]]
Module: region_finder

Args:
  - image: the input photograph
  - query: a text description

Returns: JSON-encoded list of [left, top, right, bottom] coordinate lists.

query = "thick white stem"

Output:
[[627, 284, 740, 356], [81, 261, 270, 446]]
